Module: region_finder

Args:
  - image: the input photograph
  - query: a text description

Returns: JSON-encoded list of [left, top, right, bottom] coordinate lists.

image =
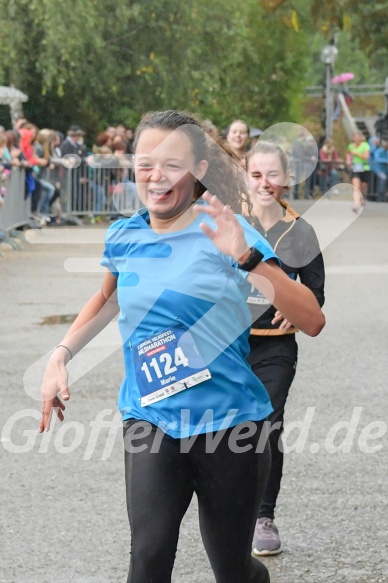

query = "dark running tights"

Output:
[[248, 334, 298, 520], [123, 419, 271, 583]]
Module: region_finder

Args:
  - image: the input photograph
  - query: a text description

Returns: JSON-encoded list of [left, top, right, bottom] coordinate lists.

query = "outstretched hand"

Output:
[[193, 192, 249, 262], [39, 357, 70, 432]]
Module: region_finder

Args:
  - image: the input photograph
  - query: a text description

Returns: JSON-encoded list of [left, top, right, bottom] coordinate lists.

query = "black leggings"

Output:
[[123, 419, 271, 583], [248, 334, 298, 520]]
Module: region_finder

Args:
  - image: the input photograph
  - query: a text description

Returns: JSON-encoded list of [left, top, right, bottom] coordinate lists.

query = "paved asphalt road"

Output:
[[1, 200, 387, 582]]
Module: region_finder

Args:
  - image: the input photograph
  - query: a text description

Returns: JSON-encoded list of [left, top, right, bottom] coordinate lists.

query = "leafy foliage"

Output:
[[0, 0, 385, 136]]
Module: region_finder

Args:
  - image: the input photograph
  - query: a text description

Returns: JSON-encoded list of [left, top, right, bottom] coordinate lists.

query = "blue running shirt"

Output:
[[101, 203, 278, 438]]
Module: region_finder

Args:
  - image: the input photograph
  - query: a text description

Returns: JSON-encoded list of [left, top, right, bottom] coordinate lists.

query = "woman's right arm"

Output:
[[248, 260, 325, 337], [352, 145, 370, 161], [39, 270, 119, 432], [195, 193, 325, 338]]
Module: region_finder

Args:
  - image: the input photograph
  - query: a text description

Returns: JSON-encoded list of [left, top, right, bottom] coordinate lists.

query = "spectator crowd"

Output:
[[1, 113, 388, 230], [0, 117, 137, 226]]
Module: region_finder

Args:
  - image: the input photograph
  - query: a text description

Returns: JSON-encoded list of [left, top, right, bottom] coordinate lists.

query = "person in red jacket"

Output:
[[19, 127, 47, 167], [19, 125, 51, 222]]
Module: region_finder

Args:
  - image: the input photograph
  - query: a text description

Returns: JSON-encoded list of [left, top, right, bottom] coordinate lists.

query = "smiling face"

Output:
[[134, 128, 207, 225], [227, 121, 249, 153], [247, 151, 288, 208]]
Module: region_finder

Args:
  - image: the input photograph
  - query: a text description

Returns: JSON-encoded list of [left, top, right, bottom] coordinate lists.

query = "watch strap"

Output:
[[237, 246, 264, 271]]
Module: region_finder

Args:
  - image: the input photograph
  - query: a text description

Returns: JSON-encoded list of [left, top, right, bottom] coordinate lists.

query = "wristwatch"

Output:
[[237, 247, 264, 271]]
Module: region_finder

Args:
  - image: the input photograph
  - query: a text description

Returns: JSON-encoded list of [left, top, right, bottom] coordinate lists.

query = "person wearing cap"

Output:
[[60, 125, 87, 158], [60, 126, 88, 212]]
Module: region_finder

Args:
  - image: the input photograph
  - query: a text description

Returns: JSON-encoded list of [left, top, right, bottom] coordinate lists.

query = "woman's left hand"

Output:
[[193, 191, 249, 261], [271, 310, 293, 331]]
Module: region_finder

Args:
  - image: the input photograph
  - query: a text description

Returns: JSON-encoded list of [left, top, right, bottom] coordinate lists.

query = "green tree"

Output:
[[307, 32, 372, 86], [2, 0, 361, 136], [0, 0, 310, 134]]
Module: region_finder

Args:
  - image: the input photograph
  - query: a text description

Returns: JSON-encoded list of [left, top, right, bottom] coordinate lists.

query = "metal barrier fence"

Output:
[[288, 158, 352, 199], [0, 168, 31, 236], [0, 160, 142, 240], [316, 159, 350, 194], [290, 158, 385, 200], [0, 156, 384, 242], [40, 159, 142, 216]]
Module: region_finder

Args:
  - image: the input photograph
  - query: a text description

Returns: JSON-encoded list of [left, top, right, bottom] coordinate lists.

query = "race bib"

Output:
[[133, 325, 211, 407], [247, 285, 271, 324], [352, 163, 365, 173], [247, 285, 271, 306]]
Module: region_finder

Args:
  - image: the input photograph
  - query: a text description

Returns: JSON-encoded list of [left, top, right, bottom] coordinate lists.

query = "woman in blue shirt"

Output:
[[39, 110, 325, 583]]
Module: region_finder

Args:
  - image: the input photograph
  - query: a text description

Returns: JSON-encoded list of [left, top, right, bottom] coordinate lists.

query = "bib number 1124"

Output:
[[140, 347, 189, 383]]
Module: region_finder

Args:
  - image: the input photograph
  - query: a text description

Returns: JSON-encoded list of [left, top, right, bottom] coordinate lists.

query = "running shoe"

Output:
[[252, 517, 282, 556], [252, 555, 271, 582]]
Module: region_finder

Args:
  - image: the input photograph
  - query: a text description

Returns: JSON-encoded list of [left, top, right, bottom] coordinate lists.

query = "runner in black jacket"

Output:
[[246, 141, 325, 556]]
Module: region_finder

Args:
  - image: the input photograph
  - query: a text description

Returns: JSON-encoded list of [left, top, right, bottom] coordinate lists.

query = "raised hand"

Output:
[[193, 191, 249, 262]]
